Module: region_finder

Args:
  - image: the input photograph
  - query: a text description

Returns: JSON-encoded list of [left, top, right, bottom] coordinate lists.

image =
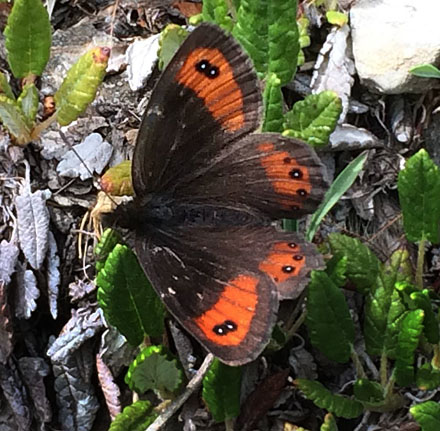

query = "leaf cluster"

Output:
[[0, 0, 109, 146]]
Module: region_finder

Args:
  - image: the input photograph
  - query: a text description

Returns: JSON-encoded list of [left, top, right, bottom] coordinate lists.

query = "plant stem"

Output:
[[350, 347, 367, 379], [379, 352, 388, 387], [225, 418, 235, 431], [287, 308, 307, 338], [415, 237, 426, 289], [432, 343, 440, 370], [30, 112, 57, 141], [147, 354, 215, 431]]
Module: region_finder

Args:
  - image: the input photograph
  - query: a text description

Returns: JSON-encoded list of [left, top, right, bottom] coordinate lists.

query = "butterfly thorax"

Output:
[[118, 194, 269, 229]]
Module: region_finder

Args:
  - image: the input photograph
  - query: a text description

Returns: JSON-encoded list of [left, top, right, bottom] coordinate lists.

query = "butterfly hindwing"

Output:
[[174, 133, 328, 219], [132, 23, 262, 197], [134, 225, 322, 365]]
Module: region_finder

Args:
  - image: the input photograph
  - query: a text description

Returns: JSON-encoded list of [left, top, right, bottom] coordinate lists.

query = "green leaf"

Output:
[[0, 94, 31, 145], [233, 0, 299, 84], [94, 228, 123, 273], [283, 91, 342, 147], [306, 152, 367, 241], [4, 0, 51, 78], [327, 233, 381, 294], [353, 379, 384, 404], [326, 11, 348, 27], [297, 17, 310, 67], [97, 244, 165, 345], [410, 290, 439, 344], [101, 160, 133, 196], [306, 270, 354, 363], [325, 254, 347, 287], [201, 0, 234, 31], [364, 249, 411, 357], [410, 401, 440, 431], [158, 24, 189, 71], [125, 345, 184, 398], [55, 47, 110, 126], [109, 400, 157, 431], [398, 149, 440, 243], [202, 358, 242, 422], [295, 379, 363, 419], [410, 64, 440, 79], [416, 363, 440, 390], [395, 309, 424, 387], [262, 73, 283, 132], [0, 72, 15, 100], [320, 413, 338, 431], [17, 83, 38, 124]]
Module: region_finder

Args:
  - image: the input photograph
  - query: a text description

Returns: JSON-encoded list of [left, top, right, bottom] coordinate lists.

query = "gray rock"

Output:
[[350, 0, 440, 94]]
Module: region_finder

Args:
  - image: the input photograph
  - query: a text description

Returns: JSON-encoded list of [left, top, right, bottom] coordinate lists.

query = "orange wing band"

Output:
[[258, 142, 312, 209], [175, 48, 245, 132], [194, 274, 258, 346], [259, 242, 306, 284]]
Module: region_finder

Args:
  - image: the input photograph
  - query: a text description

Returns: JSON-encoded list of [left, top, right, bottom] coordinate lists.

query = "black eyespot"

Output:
[[297, 189, 307, 197], [196, 59, 219, 79], [282, 265, 295, 273], [289, 169, 303, 179], [283, 157, 292, 164], [294, 255, 304, 261], [213, 320, 237, 336], [274, 276, 279, 282], [288, 242, 297, 249]]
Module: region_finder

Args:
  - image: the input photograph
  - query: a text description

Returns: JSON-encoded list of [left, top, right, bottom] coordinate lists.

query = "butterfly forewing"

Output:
[[132, 23, 262, 197]]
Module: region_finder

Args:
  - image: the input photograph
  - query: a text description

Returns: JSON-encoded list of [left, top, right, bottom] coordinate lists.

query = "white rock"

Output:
[[126, 34, 160, 91], [350, 0, 440, 94]]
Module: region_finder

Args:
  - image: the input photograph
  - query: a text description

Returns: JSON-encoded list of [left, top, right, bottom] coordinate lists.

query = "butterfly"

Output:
[[119, 23, 328, 366]]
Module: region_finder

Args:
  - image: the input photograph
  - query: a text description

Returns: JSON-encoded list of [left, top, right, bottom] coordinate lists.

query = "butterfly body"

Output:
[[124, 23, 328, 365]]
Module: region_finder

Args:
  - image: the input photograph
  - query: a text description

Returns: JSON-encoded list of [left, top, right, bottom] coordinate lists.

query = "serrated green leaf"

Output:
[[306, 152, 367, 241], [0, 72, 15, 100], [327, 233, 380, 294], [416, 363, 440, 390], [94, 228, 122, 273], [325, 254, 347, 287], [283, 91, 342, 147], [0, 94, 31, 145], [411, 401, 440, 431], [395, 309, 424, 386], [262, 73, 283, 132], [55, 47, 110, 126], [297, 17, 310, 67], [125, 345, 184, 398], [364, 249, 411, 357], [410, 290, 439, 344], [202, 358, 242, 422], [109, 400, 156, 431], [97, 244, 164, 345], [233, 0, 299, 84], [17, 83, 38, 124], [320, 413, 338, 431], [306, 270, 354, 363], [398, 149, 440, 243], [353, 379, 384, 404], [295, 379, 363, 419], [158, 24, 189, 71], [4, 0, 51, 78], [201, 0, 234, 31], [410, 64, 440, 79]]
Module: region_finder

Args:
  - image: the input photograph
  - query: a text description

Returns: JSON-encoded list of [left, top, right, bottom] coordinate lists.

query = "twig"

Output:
[[146, 354, 215, 431]]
